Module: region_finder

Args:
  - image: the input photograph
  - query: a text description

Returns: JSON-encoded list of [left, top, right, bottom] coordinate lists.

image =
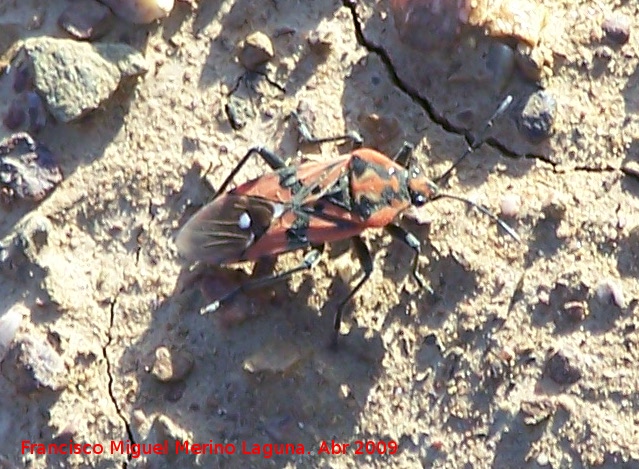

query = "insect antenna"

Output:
[[432, 192, 521, 243], [436, 95, 513, 186]]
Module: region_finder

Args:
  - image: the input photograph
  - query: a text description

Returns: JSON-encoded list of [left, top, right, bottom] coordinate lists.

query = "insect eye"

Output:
[[238, 211, 252, 230], [411, 192, 426, 207]]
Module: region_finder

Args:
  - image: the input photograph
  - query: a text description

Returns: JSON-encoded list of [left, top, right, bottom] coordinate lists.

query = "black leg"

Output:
[[332, 236, 374, 347], [385, 224, 431, 293], [392, 142, 414, 167], [289, 111, 363, 148], [200, 245, 325, 315], [228, 70, 286, 96], [213, 146, 288, 198]]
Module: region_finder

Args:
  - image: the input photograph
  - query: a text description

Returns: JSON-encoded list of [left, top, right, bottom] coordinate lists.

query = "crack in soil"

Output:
[[343, 2, 509, 147], [343, 2, 441, 128], [104, 296, 135, 468], [344, 3, 625, 176]]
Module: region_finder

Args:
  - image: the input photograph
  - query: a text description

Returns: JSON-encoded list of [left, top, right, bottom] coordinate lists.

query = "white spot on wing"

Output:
[[238, 211, 252, 230]]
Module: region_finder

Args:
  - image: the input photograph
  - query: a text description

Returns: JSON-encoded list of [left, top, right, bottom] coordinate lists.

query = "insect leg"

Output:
[[289, 111, 363, 148], [333, 236, 373, 347], [200, 245, 325, 315], [213, 147, 288, 198], [385, 224, 432, 293], [392, 142, 414, 167]]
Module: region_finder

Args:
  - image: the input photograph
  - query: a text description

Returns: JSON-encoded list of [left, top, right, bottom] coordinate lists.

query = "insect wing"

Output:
[[240, 209, 308, 260], [231, 155, 351, 205], [304, 202, 369, 245], [293, 156, 351, 204], [239, 202, 368, 260], [175, 194, 280, 265]]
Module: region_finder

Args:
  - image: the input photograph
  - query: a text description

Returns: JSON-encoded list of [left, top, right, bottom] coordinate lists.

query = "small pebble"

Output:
[[243, 341, 303, 373], [0, 304, 26, 361], [500, 193, 521, 217], [430, 440, 445, 451], [58, 0, 114, 41], [537, 287, 551, 305], [602, 14, 631, 45], [518, 90, 556, 144], [594, 45, 613, 60], [520, 398, 556, 425], [21, 37, 148, 123], [16, 214, 53, 257], [0, 132, 63, 203], [164, 381, 186, 402], [147, 415, 188, 445], [239, 31, 274, 71], [486, 42, 515, 90], [596, 278, 625, 308], [515, 42, 545, 81], [542, 192, 567, 219], [307, 23, 334, 55], [546, 349, 582, 385], [562, 300, 587, 322], [151, 346, 194, 383], [225, 95, 253, 131], [99, 0, 174, 24], [621, 161, 639, 179], [496, 346, 514, 362], [4, 336, 67, 393], [536, 453, 550, 466]]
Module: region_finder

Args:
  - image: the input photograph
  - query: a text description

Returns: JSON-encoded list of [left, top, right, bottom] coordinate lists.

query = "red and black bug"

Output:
[[176, 97, 516, 345]]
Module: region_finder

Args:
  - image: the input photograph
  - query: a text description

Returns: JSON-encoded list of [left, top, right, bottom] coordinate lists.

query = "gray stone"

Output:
[[19, 37, 148, 122], [4, 335, 67, 393], [150, 346, 194, 383], [0, 132, 62, 202], [239, 31, 274, 71]]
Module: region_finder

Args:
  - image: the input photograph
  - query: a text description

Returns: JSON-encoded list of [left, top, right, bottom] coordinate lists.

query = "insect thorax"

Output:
[[347, 155, 411, 220]]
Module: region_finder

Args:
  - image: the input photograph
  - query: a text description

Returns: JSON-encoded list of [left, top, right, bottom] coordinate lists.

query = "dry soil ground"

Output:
[[1, 0, 639, 468]]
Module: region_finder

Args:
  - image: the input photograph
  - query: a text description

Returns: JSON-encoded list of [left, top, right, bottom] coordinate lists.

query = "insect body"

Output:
[[176, 98, 515, 345], [177, 148, 435, 261]]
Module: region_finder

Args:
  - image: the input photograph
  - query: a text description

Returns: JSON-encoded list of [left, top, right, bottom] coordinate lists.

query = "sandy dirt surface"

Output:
[[0, 0, 638, 468]]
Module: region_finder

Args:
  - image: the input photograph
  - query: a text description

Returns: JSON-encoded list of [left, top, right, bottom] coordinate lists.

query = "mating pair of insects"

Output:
[[176, 97, 517, 346]]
